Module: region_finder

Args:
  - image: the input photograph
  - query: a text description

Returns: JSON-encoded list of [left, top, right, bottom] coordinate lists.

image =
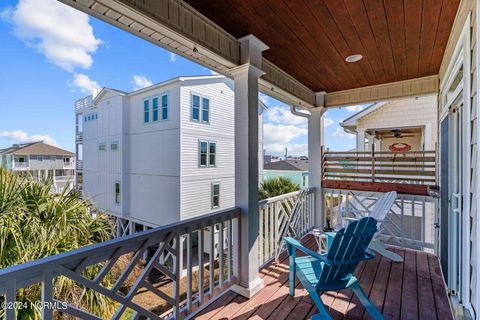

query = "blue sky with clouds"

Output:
[[0, 0, 362, 157]]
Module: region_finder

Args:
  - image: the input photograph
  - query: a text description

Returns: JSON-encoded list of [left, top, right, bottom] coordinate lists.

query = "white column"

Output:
[[231, 35, 268, 298], [309, 93, 326, 230], [367, 134, 374, 151], [357, 128, 366, 151]]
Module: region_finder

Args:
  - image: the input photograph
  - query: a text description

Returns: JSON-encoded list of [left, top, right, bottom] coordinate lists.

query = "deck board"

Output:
[[194, 235, 453, 320]]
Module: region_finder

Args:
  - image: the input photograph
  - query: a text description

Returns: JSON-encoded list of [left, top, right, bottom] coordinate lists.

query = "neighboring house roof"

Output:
[[340, 102, 387, 132], [0, 142, 74, 156], [264, 159, 308, 171]]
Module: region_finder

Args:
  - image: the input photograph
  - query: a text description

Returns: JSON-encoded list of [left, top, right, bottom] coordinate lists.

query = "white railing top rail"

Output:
[[323, 187, 438, 201], [0, 207, 240, 292], [258, 187, 315, 206], [75, 96, 93, 111]]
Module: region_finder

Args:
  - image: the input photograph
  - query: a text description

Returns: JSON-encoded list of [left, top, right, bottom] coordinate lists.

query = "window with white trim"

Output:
[[192, 95, 200, 121], [192, 94, 210, 123], [111, 141, 118, 151], [209, 142, 216, 166], [202, 97, 209, 123], [99, 143, 106, 151], [152, 97, 159, 122], [115, 181, 120, 204], [162, 94, 168, 120], [199, 141, 208, 166], [211, 183, 220, 209], [144, 99, 150, 123], [199, 141, 216, 167]]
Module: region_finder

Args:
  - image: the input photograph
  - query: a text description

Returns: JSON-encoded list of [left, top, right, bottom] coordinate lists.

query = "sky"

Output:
[[0, 0, 364, 157]]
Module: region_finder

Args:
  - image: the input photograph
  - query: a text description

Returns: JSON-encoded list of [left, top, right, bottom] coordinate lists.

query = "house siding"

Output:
[[80, 76, 240, 226], [357, 95, 438, 150], [179, 80, 235, 219]]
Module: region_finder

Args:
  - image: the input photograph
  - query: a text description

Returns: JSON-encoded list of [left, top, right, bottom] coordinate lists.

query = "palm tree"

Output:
[[258, 177, 300, 200], [0, 169, 123, 318]]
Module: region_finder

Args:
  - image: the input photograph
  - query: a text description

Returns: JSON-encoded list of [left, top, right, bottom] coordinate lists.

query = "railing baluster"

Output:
[[4, 279, 16, 320], [186, 229, 193, 313], [174, 234, 180, 319], [219, 219, 224, 289], [270, 202, 274, 259], [421, 197, 426, 249], [41, 271, 54, 319], [401, 196, 405, 246], [198, 226, 205, 305], [259, 206, 264, 265], [411, 197, 415, 243], [227, 217, 232, 283], [209, 223, 214, 297]]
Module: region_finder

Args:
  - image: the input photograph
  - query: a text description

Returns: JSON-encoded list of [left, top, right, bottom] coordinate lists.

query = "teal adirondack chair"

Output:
[[284, 217, 384, 320]]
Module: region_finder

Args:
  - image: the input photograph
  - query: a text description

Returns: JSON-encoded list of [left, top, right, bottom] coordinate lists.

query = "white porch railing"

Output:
[[0, 208, 240, 319], [76, 160, 83, 171], [258, 188, 315, 267], [75, 96, 92, 111], [324, 188, 437, 251], [12, 162, 29, 170]]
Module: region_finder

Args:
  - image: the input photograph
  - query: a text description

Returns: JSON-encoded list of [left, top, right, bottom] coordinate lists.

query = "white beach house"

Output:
[[75, 75, 263, 229]]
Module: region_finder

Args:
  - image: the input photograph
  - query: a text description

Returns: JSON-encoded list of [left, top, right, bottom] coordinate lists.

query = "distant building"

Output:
[[75, 75, 264, 228], [263, 159, 309, 188], [0, 141, 75, 191], [340, 95, 437, 152]]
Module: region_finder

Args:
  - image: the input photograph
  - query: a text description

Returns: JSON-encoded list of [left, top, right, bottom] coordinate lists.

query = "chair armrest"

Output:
[[376, 219, 390, 223], [342, 217, 359, 222], [284, 237, 330, 264], [285, 237, 376, 266]]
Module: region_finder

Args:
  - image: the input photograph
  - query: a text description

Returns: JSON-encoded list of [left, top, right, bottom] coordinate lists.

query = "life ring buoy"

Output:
[[389, 143, 411, 152]]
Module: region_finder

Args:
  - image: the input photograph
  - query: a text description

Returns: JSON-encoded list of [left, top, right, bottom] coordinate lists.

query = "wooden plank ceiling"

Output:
[[183, 0, 460, 93]]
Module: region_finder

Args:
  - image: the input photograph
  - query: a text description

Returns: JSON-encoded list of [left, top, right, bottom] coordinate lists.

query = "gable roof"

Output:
[[264, 159, 308, 171], [340, 102, 387, 131], [92, 87, 127, 104], [0, 142, 74, 156]]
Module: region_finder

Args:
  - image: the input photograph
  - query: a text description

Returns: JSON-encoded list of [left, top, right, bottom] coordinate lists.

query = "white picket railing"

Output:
[[0, 208, 240, 319], [258, 188, 315, 266], [324, 188, 438, 251]]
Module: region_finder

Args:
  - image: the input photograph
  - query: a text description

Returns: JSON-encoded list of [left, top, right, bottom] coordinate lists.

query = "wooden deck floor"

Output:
[[194, 235, 453, 320]]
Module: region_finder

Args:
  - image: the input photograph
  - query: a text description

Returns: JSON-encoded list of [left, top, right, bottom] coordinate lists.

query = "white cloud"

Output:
[[323, 117, 334, 128], [0, 130, 58, 146], [132, 75, 153, 90], [2, 0, 102, 72], [265, 143, 308, 157], [169, 52, 176, 63], [332, 127, 356, 139], [70, 73, 99, 94], [265, 106, 308, 126], [263, 123, 307, 145], [345, 105, 365, 112]]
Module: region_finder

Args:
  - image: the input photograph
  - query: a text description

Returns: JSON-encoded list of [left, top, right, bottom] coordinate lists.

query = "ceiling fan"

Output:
[[375, 129, 415, 139]]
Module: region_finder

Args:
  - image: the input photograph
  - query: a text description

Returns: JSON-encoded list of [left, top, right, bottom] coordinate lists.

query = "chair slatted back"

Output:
[[318, 217, 377, 287], [369, 191, 397, 222]]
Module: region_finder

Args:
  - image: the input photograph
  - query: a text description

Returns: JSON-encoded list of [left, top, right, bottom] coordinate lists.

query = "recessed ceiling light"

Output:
[[345, 54, 363, 63]]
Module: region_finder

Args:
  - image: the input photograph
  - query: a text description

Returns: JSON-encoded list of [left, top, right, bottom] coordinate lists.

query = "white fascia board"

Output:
[[340, 102, 387, 128]]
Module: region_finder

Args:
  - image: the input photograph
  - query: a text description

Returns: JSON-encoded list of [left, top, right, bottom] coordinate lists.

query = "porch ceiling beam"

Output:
[[59, 0, 316, 108], [324, 75, 439, 108]]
